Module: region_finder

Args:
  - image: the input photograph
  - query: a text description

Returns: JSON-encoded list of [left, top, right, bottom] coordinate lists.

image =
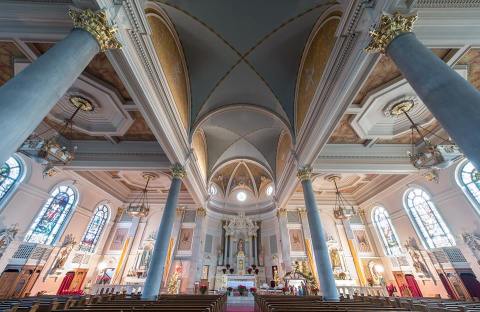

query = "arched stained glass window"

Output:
[[25, 185, 78, 245], [80, 204, 109, 252], [372, 207, 402, 256], [404, 187, 455, 249], [0, 156, 24, 203], [457, 160, 480, 215]]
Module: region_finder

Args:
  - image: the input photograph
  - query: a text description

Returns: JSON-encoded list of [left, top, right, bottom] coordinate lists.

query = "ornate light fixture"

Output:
[[388, 100, 462, 182], [19, 96, 94, 177], [327, 175, 356, 220], [126, 172, 157, 217]]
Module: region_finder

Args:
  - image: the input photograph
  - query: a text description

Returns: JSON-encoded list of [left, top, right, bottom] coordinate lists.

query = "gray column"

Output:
[[0, 9, 120, 164], [190, 207, 207, 282], [277, 208, 292, 273], [252, 235, 257, 266], [298, 166, 339, 301], [142, 165, 185, 299], [366, 13, 480, 169]]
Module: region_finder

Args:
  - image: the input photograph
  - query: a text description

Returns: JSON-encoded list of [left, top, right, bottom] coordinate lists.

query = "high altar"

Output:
[[215, 212, 265, 289]]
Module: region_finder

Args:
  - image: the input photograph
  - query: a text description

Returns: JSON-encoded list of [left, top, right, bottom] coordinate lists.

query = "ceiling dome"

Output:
[[208, 160, 275, 215]]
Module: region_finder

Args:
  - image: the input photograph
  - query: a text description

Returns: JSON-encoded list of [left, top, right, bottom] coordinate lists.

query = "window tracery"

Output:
[[372, 206, 402, 256], [404, 187, 455, 249], [0, 156, 24, 204], [80, 204, 109, 252], [457, 160, 480, 215], [25, 185, 78, 245]]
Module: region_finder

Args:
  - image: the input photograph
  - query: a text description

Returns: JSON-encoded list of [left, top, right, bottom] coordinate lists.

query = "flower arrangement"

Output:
[[222, 268, 227, 274], [281, 287, 288, 294], [254, 269, 259, 275], [310, 287, 319, 296], [249, 287, 257, 293], [199, 285, 208, 294], [226, 264, 231, 269], [237, 285, 247, 296], [247, 267, 253, 274], [251, 264, 257, 269], [229, 268, 234, 274]]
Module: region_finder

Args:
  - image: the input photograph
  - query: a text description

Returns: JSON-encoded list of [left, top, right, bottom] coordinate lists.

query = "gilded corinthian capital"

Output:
[[68, 9, 121, 52], [365, 12, 417, 54], [297, 166, 313, 181], [171, 163, 187, 179]]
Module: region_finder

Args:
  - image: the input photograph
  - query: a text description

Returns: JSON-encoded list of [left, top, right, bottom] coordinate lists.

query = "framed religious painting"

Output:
[[109, 227, 128, 251], [177, 228, 194, 251], [353, 228, 373, 254], [289, 228, 306, 252]]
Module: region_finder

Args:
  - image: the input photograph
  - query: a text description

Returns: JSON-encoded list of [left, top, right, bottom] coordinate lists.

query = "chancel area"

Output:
[[0, 0, 480, 311]]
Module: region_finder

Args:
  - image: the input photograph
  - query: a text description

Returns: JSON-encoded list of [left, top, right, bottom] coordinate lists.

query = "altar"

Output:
[[226, 274, 256, 289]]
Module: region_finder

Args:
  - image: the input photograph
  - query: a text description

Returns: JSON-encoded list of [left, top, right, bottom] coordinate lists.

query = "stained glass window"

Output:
[[25, 185, 78, 245], [0, 156, 23, 203], [372, 207, 402, 256], [457, 160, 480, 215], [404, 187, 455, 249], [79, 204, 109, 252]]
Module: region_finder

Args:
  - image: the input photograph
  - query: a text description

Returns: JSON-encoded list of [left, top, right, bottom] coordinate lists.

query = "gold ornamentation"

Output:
[[69, 95, 94, 112], [297, 166, 313, 181], [365, 13, 417, 54], [297, 208, 307, 216], [277, 208, 287, 218], [196, 207, 207, 217], [68, 9, 121, 52], [387, 100, 414, 117], [171, 163, 186, 179]]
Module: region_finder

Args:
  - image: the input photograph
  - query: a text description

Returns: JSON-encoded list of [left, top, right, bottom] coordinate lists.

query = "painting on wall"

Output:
[[289, 229, 305, 252], [353, 229, 372, 253], [109, 227, 128, 251], [178, 228, 193, 251]]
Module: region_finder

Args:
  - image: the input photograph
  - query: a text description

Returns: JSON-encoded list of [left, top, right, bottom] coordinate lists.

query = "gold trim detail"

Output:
[[171, 163, 186, 179], [68, 9, 121, 52], [196, 207, 207, 217], [69, 95, 94, 112], [365, 13, 417, 54], [297, 166, 313, 181], [277, 208, 287, 218]]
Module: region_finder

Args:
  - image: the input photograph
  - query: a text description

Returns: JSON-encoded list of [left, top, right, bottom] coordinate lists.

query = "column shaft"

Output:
[[142, 176, 182, 299], [0, 29, 99, 164], [301, 178, 339, 301], [277, 210, 292, 273], [387, 33, 480, 168]]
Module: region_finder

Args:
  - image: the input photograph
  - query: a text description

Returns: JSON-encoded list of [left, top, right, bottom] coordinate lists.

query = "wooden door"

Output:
[[0, 270, 20, 298], [69, 269, 87, 291]]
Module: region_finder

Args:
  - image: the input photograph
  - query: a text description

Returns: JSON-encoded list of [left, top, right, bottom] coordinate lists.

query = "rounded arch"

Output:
[[24, 181, 79, 246], [455, 159, 480, 216], [295, 8, 342, 135], [371, 206, 402, 256], [144, 3, 191, 131], [80, 202, 111, 253], [403, 186, 455, 249], [0, 153, 27, 211]]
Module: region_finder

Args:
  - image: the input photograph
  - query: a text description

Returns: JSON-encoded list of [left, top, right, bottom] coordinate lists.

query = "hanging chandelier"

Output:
[[388, 100, 463, 182], [327, 175, 356, 220], [19, 96, 94, 177], [126, 172, 158, 218]]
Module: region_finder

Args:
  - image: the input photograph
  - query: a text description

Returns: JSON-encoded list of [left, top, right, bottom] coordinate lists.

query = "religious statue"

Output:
[[329, 248, 342, 269], [237, 239, 244, 255], [0, 224, 18, 259], [462, 232, 480, 264], [405, 237, 430, 278], [50, 234, 76, 273]]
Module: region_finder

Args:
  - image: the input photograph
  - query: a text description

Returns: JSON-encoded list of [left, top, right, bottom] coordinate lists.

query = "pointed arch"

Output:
[[0, 154, 25, 208], [456, 160, 480, 215]]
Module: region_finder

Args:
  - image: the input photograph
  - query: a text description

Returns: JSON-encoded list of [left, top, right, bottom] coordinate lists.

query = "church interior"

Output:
[[0, 0, 480, 311]]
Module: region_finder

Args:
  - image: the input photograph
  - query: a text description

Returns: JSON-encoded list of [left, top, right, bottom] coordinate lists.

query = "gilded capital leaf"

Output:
[[196, 207, 207, 217], [68, 9, 121, 52], [277, 208, 287, 217], [365, 13, 417, 54], [297, 166, 313, 181], [171, 163, 186, 179]]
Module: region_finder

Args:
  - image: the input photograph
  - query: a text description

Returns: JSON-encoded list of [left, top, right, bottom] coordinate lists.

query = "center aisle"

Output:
[[226, 295, 254, 312]]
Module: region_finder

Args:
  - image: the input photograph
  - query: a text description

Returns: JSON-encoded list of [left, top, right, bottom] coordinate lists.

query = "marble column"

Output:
[[277, 208, 292, 273], [366, 13, 480, 169], [190, 207, 207, 282], [0, 9, 120, 164], [298, 166, 339, 301], [142, 164, 186, 299]]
